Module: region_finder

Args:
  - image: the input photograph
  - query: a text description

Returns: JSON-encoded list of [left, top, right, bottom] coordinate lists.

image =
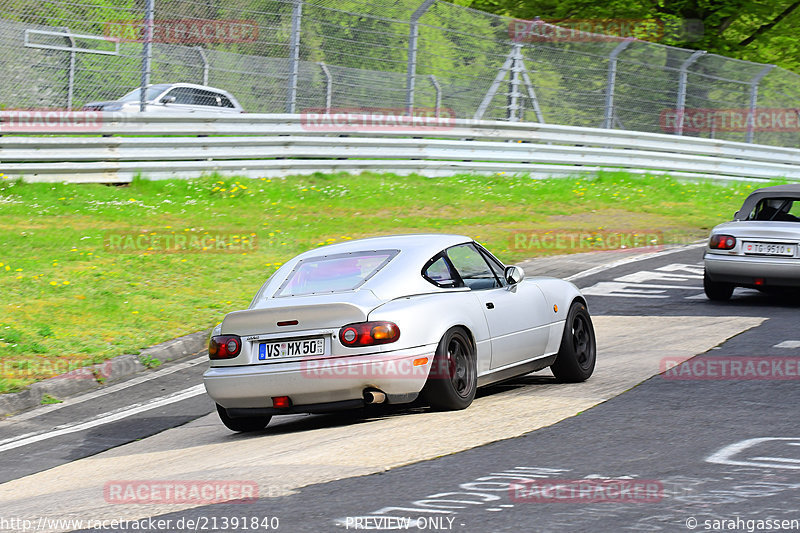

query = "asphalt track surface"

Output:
[[1, 246, 798, 533]]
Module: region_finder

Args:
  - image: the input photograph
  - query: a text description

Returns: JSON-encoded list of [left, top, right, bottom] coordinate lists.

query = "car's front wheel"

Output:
[[550, 301, 596, 382], [703, 271, 734, 301], [216, 404, 271, 432], [421, 327, 477, 410]]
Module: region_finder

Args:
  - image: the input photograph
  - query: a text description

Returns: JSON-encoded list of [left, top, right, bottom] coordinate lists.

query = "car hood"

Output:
[[221, 289, 384, 336], [711, 220, 800, 241]]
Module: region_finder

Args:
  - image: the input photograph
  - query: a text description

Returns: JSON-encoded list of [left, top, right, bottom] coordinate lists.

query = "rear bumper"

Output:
[[704, 253, 800, 287], [204, 344, 437, 409]]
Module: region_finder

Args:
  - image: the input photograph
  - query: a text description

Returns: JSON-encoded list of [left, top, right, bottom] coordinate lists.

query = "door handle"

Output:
[[486, 302, 494, 309]]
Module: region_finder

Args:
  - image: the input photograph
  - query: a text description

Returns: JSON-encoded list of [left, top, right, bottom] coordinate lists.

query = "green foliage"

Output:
[[40, 394, 62, 405], [467, 0, 800, 73]]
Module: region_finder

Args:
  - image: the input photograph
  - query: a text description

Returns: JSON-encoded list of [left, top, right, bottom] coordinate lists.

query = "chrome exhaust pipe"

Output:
[[363, 389, 386, 404]]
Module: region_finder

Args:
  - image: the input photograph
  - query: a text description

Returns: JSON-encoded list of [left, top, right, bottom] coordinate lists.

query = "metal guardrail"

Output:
[[1, 113, 800, 183]]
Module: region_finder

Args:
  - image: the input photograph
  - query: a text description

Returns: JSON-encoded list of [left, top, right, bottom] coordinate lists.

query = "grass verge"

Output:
[[0, 170, 763, 393]]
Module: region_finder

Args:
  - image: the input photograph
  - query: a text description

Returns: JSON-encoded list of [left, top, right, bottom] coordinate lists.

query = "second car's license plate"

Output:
[[258, 338, 325, 360], [742, 242, 796, 256]]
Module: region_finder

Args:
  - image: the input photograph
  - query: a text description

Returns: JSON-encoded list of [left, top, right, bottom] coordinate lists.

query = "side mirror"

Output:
[[161, 96, 176, 104], [733, 210, 740, 219], [504, 265, 525, 285]]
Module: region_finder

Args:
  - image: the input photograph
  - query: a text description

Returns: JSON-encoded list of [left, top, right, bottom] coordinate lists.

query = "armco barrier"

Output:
[[1, 113, 800, 183]]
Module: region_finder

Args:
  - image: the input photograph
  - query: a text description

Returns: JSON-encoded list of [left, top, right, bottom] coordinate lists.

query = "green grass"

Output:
[[0, 170, 763, 393]]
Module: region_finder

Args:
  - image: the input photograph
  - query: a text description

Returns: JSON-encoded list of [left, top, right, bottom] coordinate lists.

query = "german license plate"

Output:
[[258, 338, 325, 360], [742, 242, 796, 256]]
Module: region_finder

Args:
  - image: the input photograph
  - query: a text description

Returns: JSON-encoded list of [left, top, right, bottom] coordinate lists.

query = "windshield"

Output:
[[118, 85, 172, 103], [275, 250, 398, 297], [747, 197, 800, 222]]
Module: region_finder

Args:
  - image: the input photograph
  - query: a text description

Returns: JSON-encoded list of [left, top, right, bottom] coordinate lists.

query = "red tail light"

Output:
[[209, 335, 241, 359], [339, 321, 400, 347], [709, 234, 736, 250]]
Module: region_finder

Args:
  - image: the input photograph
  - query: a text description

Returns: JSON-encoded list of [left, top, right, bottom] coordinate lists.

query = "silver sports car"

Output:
[[704, 184, 800, 300], [204, 234, 596, 431]]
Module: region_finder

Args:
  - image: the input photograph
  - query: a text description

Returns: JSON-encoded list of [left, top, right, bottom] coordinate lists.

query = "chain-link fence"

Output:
[[2, 0, 800, 147]]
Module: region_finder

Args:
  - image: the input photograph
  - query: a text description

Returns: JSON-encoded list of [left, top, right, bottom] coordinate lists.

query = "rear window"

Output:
[[747, 198, 800, 222], [275, 250, 398, 297]]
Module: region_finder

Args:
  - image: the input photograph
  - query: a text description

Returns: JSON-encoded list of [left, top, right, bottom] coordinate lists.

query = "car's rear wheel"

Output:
[[216, 404, 271, 432], [421, 328, 477, 411], [703, 271, 734, 301], [550, 302, 596, 382]]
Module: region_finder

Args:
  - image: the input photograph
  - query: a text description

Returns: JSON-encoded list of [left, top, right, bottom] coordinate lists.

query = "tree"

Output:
[[467, 0, 800, 72]]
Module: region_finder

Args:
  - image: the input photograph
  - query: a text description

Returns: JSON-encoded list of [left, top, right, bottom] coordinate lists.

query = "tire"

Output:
[[421, 328, 477, 411], [216, 403, 271, 432], [550, 302, 596, 383], [703, 271, 734, 301]]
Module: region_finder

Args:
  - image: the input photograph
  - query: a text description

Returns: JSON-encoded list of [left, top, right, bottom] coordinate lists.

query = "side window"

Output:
[[219, 95, 235, 108], [422, 255, 458, 288], [475, 244, 507, 286], [163, 87, 194, 105], [447, 244, 500, 290], [194, 89, 222, 107]]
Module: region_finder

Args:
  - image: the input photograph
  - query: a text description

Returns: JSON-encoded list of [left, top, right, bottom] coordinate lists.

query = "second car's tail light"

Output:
[[339, 321, 400, 347], [208, 335, 242, 359], [709, 234, 737, 250]]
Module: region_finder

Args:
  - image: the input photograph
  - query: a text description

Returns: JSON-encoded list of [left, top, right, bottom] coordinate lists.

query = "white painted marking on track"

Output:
[[6, 355, 208, 423], [706, 437, 800, 470], [582, 282, 702, 298], [581, 258, 706, 299], [774, 340, 800, 349], [685, 293, 708, 300], [564, 242, 706, 282], [0, 384, 206, 453]]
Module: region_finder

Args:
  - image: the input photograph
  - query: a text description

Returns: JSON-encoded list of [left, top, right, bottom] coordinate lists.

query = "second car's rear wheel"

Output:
[[216, 404, 271, 432], [421, 328, 477, 411], [704, 271, 734, 301]]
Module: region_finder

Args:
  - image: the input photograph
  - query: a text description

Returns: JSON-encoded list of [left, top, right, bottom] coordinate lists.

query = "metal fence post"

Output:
[[406, 0, 436, 115], [286, 0, 303, 114], [746, 64, 775, 143], [319, 62, 332, 112], [59, 26, 76, 109], [195, 46, 209, 86], [603, 39, 632, 129], [508, 43, 522, 121], [675, 50, 705, 135], [139, 0, 155, 112], [429, 74, 441, 117]]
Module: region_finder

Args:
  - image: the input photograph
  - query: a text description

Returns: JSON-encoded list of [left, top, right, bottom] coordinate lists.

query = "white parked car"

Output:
[[82, 83, 243, 113], [704, 184, 800, 300], [203, 234, 596, 432]]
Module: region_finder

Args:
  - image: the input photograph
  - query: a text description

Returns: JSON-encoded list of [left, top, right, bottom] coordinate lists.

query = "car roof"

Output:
[[292, 234, 472, 261], [278, 234, 477, 301], [735, 184, 800, 220]]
